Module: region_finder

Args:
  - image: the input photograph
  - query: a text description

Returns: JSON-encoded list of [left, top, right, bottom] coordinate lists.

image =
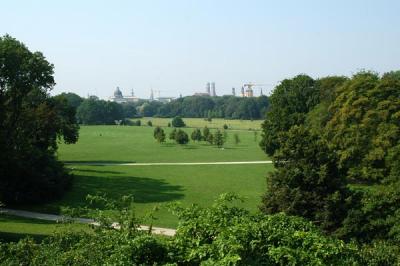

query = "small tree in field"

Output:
[[203, 126, 210, 141], [169, 129, 177, 140], [207, 132, 214, 145], [234, 133, 240, 145], [147, 120, 153, 127], [191, 129, 202, 142], [214, 130, 224, 148], [175, 129, 189, 144], [223, 124, 228, 130], [171, 116, 185, 127], [153, 127, 165, 143]]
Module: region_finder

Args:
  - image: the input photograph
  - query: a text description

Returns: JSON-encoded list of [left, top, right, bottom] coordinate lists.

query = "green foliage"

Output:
[[259, 74, 317, 156], [76, 98, 124, 125], [170, 193, 360, 265], [171, 116, 185, 127], [169, 128, 177, 140], [134, 119, 141, 126], [174, 129, 189, 144], [213, 129, 224, 148], [223, 123, 228, 130], [147, 120, 152, 127], [0, 35, 78, 204], [234, 133, 240, 145], [325, 71, 400, 183], [203, 126, 210, 140], [206, 132, 214, 144], [190, 128, 202, 142], [261, 125, 350, 232], [153, 126, 166, 143]]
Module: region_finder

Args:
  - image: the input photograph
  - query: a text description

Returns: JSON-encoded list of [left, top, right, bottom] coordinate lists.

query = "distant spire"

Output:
[[150, 89, 154, 101], [131, 89, 134, 96], [260, 88, 263, 96], [232, 87, 236, 96]]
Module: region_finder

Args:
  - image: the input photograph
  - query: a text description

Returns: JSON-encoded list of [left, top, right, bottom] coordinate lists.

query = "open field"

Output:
[[19, 164, 272, 228], [58, 125, 268, 163], [138, 117, 263, 130], [2, 123, 271, 237]]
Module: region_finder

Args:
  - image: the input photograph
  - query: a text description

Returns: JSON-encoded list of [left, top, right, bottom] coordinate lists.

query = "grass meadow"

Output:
[[1, 122, 271, 238], [138, 117, 263, 131]]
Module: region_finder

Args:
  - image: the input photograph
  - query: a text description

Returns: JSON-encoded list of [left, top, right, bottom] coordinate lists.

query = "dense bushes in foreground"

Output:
[[4, 194, 394, 265]]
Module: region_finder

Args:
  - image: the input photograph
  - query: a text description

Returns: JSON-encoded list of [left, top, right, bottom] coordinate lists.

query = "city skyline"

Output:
[[1, 0, 399, 99]]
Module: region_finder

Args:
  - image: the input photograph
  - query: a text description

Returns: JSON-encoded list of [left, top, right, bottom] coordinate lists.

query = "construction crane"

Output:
[[242, 83, 272, 97]]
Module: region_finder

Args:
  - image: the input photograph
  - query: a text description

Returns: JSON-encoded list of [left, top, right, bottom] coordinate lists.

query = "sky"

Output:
[[1, 0, 400, 99]]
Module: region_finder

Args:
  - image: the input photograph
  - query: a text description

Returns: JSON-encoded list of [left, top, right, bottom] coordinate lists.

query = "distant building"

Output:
[[109, 87, 139, 103], [211, 82, 216, 96], [194, 92, 210, 96], [241, 86, 245, 97], [232, 87, 236, 96], [156, 96, 175, 103], [206, 82, 211, 95]]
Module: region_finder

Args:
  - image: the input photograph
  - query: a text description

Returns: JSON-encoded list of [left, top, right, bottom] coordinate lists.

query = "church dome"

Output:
[[114, 87, 123, 98]]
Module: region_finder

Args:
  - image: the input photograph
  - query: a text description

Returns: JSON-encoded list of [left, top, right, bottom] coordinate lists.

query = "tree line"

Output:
[[59, 93, 269, 125]]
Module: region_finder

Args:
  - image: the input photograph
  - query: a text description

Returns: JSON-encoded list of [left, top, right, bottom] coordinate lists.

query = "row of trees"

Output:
[[143, 94, 269, 119], [60, 93, 269, 124], [259, 72, 400, 262], [153, 126, 227, 147]]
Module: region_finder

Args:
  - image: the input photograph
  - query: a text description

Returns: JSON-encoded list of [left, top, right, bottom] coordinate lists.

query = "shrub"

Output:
[[147, 120, 152, 127], [171, 116, 185, 127], [175, 129, 189, 144]]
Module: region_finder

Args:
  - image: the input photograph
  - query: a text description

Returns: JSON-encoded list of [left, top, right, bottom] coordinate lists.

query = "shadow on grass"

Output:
[[72, 168, 124, 175], [0, 232, 48, 243], [61, 169, 184, 208], [63, 160, 136, 165]]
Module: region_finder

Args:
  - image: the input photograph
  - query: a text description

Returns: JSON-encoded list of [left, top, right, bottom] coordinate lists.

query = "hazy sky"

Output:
[[1, 0, 399, 99]]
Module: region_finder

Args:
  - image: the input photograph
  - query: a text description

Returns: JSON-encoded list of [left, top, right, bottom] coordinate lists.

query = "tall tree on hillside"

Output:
[[0, 35, 79, 203]]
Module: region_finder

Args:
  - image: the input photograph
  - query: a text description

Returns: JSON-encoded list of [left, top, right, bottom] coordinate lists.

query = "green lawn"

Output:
[[58, 125, 268, 163], [0, 215, 87, 242], [2, 123, 271, 236], [23, 164, 272, 228], [138, 117, 263, 131]]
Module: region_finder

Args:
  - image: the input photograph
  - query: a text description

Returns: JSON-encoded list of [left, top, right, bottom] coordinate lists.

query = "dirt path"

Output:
[[0, 208, 176, 236], [65, 160, 273, 166]]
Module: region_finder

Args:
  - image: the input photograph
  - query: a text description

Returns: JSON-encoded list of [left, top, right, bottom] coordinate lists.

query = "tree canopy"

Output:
[[0, 35, 79, 203]]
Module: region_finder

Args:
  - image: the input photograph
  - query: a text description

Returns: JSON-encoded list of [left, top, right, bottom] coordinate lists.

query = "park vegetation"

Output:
[[0, 35, 79, 204], [58, 93, 270, 124], [259, 72, 400, 264], [1, 35, 399, 265]]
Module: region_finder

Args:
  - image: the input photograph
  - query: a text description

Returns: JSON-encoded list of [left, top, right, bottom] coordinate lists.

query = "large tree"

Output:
[[0, 35, 79, 203], [259, 75, 317, 156], [325, 71, 400, 183]]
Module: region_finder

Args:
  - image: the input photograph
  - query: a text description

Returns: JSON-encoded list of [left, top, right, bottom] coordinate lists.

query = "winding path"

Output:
[[0, 208, 176, 236]]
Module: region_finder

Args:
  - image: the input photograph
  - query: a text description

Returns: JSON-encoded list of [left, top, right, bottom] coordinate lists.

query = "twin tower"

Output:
[[206, 82, 216, 97]]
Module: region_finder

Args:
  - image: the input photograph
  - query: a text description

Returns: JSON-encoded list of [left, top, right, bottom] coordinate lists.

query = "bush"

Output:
[[175, 129, 189, 144], [191, 129, 202, 142], [147, 120, 152, 127], [171, 116, 185, 127], [153, 127, 166, 143], [223, 124, 228, 130], [134, 120, 141, 126]]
